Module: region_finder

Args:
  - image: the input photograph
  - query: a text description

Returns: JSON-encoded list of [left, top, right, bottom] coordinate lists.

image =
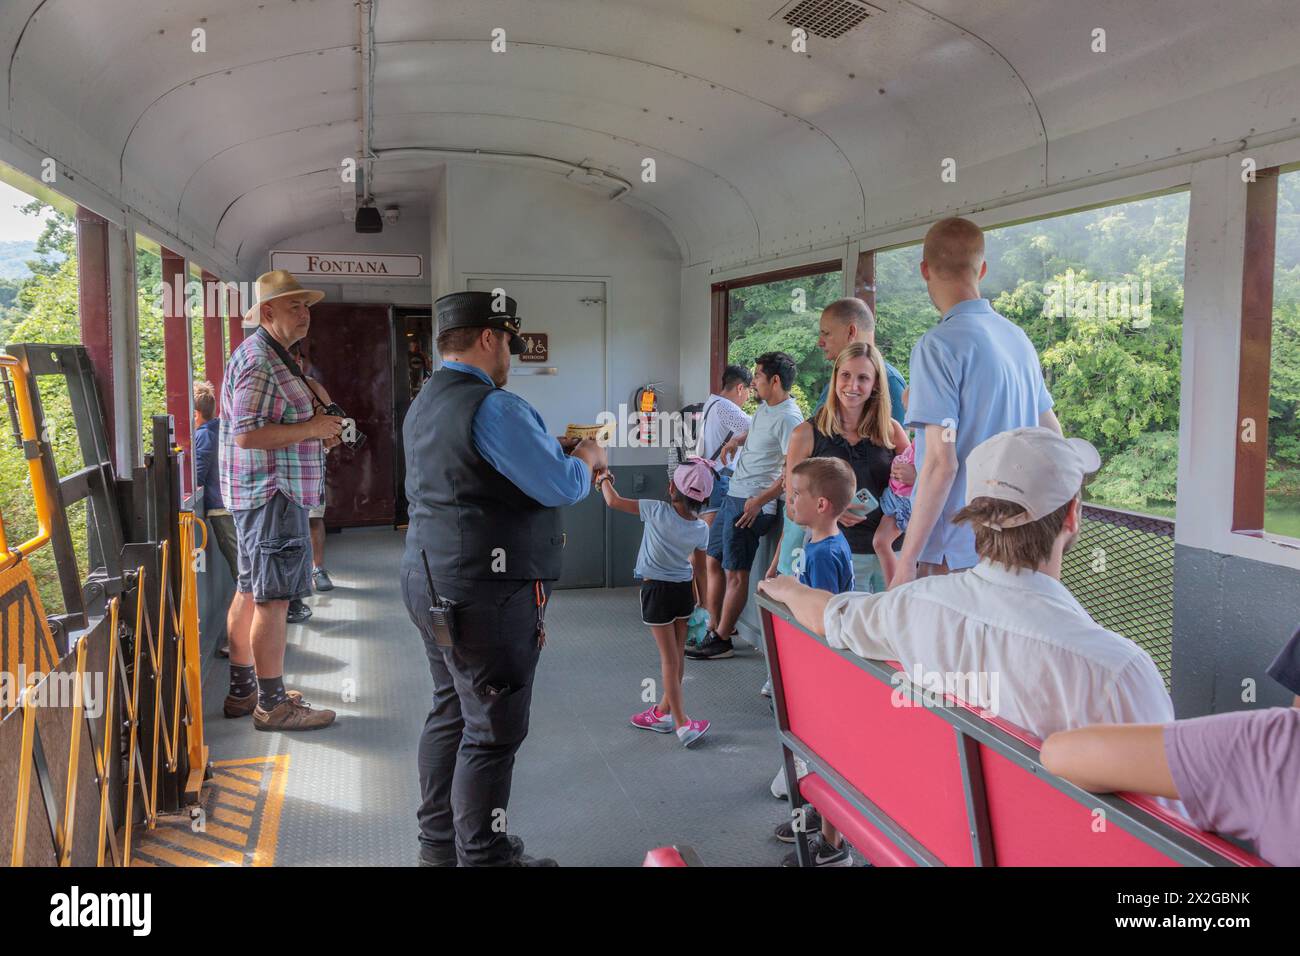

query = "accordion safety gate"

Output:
[[0, 344, 210, 866]]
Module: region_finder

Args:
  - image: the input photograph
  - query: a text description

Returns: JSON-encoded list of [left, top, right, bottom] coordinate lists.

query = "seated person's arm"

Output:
[[757, 576, 833, 635], [1040, 724, 1178, 797]]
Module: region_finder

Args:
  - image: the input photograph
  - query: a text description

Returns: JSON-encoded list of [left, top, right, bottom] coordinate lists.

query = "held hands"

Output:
[[557, 435, 580, 454], [570, 437, 608, 474]]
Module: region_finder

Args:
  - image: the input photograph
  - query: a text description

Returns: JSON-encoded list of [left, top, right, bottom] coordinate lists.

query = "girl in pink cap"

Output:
[[595, 458, 716, 747]]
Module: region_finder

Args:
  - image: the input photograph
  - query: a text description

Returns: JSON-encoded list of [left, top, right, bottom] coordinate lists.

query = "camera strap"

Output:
[[256, 326, 329, 413]]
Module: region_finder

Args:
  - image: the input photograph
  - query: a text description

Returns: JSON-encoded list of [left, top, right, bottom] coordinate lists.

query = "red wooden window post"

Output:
[[75, 206, 115, 461], [201, 270, 225, 396]]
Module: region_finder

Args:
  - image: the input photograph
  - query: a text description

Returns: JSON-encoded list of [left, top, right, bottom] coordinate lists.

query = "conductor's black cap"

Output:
[[435, 291, 526, 355]]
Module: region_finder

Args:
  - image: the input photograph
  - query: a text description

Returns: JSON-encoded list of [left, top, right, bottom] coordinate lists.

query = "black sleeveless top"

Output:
[[808, 418, 896, 555]]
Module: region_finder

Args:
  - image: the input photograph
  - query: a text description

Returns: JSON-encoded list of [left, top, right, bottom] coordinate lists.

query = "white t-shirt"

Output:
[[697, 394, 752, 465], [821, 559, 1174, 738], [728, 397, 803, 514]]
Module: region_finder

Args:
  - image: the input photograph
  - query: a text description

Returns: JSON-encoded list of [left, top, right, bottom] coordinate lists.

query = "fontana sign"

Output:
[[270, 251, 423, 279]]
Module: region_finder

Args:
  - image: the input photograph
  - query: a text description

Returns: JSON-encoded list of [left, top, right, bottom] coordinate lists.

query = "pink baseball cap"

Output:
[[673, 457, 716, 503]]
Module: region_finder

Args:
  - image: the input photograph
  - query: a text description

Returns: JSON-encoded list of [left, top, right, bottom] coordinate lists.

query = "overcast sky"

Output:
[[0, 179, 52, 242]]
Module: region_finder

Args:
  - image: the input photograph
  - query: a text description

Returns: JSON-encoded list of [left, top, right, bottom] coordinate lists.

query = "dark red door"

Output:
[[299, 303, 395, 527]]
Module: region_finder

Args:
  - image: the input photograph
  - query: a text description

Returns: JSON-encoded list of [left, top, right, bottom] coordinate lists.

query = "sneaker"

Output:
[[217, 643, 230, 658], [685, 631, 733, 660], [312, 567, 334, 591], [226, 689, 300, 719], [676, 719, 710, 747], [287, 599, 312, 624], [781, 834, 853, 867], [770, 757, 809, 800], [774, 807, 823, 844], [630, 706, 674, 733], [253, 695, 336, 731], [760, 677, 772, 697]]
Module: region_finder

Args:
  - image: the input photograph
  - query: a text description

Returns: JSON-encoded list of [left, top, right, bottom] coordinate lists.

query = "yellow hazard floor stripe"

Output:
[[127, 754, 289, 867]]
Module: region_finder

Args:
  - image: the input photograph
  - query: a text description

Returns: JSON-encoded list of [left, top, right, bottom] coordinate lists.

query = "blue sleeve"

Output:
[[472, 389, 591, 507], [1267, 627, 1300, 696], [193, 426, 214, 489], [904, 334, 959, 430], [804, 552, 839, 593], [886, 364, 907, 426]]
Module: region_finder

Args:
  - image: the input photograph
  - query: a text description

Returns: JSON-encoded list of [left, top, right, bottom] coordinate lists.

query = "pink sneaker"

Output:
[[630, 706, 674, 733], [676, 719, 710, 747]]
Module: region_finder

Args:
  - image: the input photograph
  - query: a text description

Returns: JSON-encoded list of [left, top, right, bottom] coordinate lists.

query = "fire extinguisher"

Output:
[[632, 382, 662, 446]]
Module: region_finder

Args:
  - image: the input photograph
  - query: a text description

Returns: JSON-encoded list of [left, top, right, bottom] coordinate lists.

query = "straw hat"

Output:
[[243, 270, 325, 323]]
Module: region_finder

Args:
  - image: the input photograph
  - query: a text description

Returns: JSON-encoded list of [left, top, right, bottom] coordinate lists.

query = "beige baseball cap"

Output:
[[965, 427, 1102, 530]]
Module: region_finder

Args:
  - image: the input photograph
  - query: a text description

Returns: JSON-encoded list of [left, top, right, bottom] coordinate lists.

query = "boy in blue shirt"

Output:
[[786, 457, 856, 594], [759, 455, 857, 864]]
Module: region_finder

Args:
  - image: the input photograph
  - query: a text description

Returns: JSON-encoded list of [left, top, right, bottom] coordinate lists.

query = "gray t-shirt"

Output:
[[728, 397, 803, 513], [1164, 706, 1300, 866], [635, 499, 709, 583]]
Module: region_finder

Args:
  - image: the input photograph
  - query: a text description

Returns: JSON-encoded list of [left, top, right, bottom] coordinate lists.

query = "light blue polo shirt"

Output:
[[905, 298, 1054, 569]]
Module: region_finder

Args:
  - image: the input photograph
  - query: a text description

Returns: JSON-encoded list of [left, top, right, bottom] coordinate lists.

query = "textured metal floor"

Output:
[[201, 527, 793, 866]]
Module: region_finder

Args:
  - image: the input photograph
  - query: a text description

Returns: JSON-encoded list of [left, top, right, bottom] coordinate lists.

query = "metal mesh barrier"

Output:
[[1061, 504, 1175, 688]]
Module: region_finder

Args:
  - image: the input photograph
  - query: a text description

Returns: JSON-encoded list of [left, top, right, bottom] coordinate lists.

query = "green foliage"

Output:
[[1085, 430, 1179, 509], [726, 271, 842, 403]]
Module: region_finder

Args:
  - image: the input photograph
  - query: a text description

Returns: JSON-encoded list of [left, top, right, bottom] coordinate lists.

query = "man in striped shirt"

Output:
[[219, 270, 342, 731]]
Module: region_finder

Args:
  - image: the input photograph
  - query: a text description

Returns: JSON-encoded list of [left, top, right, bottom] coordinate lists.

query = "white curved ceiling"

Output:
[[3, 0, 1299, 275]]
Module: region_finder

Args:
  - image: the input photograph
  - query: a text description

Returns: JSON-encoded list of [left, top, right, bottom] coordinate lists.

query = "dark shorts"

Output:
[[701, 467, 732, 516], [639, 579, 696, 626], [232, 493, 312, 603], [705, 493, 777, 572]]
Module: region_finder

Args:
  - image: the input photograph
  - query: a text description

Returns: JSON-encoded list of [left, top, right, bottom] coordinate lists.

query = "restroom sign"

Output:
[[519, 333, 549, 362], [270, 250, 423, 279]]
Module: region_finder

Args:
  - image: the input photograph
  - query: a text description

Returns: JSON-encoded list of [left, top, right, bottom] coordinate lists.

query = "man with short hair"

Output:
[[814, 297, 906, 424], [696, 365, 753, 641], [761, 427, 1173, 861], [219, 270, 342, 731], [193, 380, 238, 658], [892, 218, 1062, 589], [402, 290, 607, 867], [692, 351, 802, 661]]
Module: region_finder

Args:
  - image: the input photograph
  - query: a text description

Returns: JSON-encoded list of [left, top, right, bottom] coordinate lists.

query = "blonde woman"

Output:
[[767, 342, 910, 595]]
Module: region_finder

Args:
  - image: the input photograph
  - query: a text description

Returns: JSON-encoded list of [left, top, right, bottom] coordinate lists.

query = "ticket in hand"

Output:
[[565, 423, 614, 443]]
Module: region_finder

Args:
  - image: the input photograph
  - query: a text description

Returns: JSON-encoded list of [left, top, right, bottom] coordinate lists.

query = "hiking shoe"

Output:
[[225, 689, 300, 719], [418, 835, 525, 867], [685, 631, 734, 660], [253, 695, 335, 731], [630, 706, 675, 733], [774, 807, 823, 844], [312, 567, 334, 591], [287, 599, 312, 624], [676, 719, 710, 747], [781, 834, 852, 867]]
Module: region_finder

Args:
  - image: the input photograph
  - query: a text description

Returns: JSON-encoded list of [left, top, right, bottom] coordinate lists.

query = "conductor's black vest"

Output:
[[402, 366, 564, 581]]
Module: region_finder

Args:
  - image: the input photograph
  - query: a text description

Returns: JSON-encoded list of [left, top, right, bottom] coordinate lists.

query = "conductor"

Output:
[[402, 290, 606, 867]]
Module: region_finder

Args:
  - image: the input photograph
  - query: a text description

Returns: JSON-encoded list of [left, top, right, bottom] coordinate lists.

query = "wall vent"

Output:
[[779, 0, 879, 40]]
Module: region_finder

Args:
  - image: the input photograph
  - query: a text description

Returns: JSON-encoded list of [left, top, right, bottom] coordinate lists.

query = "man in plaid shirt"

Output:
[[219, 270, 342, 731]]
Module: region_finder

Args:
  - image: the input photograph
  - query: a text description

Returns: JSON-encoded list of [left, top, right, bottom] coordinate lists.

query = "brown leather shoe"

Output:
[[253, 695, 336, 731], [224, 689, 299, 719]]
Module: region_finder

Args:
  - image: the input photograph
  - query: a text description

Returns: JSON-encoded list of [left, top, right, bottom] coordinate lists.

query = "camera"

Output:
[[324, 402, 367, 451]]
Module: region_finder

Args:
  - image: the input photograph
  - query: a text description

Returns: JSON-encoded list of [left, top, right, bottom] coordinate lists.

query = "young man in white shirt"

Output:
[[760, 427, 1173, 864], [693, 352, 802, 661]]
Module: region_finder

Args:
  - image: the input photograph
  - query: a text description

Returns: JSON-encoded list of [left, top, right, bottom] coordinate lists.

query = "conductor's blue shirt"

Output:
[[441, 360, 591, 507]]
